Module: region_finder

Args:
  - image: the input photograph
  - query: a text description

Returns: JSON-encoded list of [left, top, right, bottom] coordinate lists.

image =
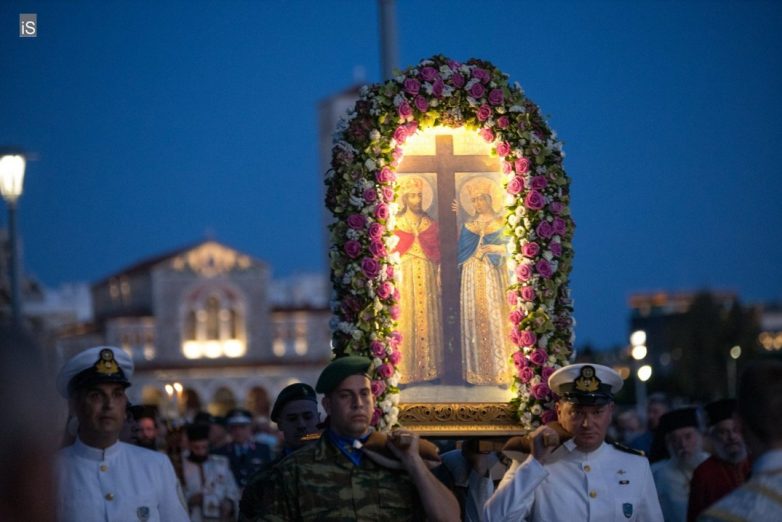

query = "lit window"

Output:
[[180, 286, 246, 359]]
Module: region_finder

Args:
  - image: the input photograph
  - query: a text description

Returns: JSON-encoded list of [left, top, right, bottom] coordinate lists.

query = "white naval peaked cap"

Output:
[[56, 346, 134, 398], [548, 363, 624, 405]]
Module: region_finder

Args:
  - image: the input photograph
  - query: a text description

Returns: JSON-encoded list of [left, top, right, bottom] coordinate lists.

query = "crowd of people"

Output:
[[3, 329, 780, 521]]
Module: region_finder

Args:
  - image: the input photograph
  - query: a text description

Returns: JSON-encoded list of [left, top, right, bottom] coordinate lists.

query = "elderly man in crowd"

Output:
[[687, 399, 750, 521], [652, 407, 710, 522], [484, 363, 663, 521], [56, 346, 188, 521], [699, 358, 782, 521], [214, 407, 272, 490], [262, 356, 459, 521]]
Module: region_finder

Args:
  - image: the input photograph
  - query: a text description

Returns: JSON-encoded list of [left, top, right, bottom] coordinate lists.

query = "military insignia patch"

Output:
[[623, 503, 633, 518], [96, 348, 120, 376], [574, 365, 601, 392], [136, 506, 150, 521]]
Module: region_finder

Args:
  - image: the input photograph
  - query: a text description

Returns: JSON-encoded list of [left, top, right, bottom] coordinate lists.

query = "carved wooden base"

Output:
[[398, 402, 526, 436]]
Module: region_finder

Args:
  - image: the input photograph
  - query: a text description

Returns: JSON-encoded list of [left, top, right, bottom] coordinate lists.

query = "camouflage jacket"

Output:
[[255, 433, 425, 521]]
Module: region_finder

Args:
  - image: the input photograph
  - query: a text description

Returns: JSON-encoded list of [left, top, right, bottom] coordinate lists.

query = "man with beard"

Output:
[[131, 405, 161, 450], [652, 407, 710, 522], [56, 346, 188, 521], [484, 364, 663, 521], [183, 423, 239, 522], [393, 174, 443, 383], [699, 358, 782, 521], [687, 399, 750, 521], [262, 356, 459, 521]]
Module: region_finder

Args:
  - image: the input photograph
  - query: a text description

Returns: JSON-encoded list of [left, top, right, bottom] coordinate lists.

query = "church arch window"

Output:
[[181, 284, 247, 359]]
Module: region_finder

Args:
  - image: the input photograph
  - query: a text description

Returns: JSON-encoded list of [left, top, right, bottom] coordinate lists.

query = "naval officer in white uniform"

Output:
[[56, 346, 189, 522], [484, 363, 663, 521]]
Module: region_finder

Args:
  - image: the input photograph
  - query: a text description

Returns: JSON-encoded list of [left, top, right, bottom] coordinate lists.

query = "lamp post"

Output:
[[0, 153, 26, 328], [727, 345, 741, 397], [630, 330, 650, 418]]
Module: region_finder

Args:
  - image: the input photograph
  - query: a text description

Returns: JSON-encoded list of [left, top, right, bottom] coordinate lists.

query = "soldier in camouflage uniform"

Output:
[[257, 356, 459, 521]]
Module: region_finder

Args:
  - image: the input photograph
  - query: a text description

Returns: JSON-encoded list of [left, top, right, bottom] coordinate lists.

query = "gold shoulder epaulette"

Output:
[[611, 441, 645, 457]]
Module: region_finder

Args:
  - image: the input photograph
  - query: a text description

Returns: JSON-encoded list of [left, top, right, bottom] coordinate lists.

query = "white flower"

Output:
[[351, 329, 363, 340], [509, 105, 524, 113], [531, 404, 542, 415], [369, 129, 380, 141], [365, 158, 376, 171], [508, 214, 519, 227], [393, 93, 406, 107]]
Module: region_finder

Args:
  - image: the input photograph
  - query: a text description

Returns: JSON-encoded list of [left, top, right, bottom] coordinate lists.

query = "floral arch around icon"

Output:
[[325, 55, 574, 434]]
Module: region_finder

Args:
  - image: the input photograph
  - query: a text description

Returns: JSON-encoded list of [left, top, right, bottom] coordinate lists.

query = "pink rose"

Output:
[[369, 240, 386, 257], [393, 126, 408, 143], [507, 176, 524, 195], [535, 259, 553, 278], [507, 290, 518, 306], [532, 383, 551, 400], [347, 214, 367, 230], [392, 147, 404, 161], [368, 222, 384, 239], [515, 263, 533, 281], [529, 348, 547, 366], [414, 95, 428, 112], [363, 188, 378, 204], [530, 176, 548, 190], [522, 242, 540, 258], [376, 166, 395, 183], [521, 330, 538, 348], [370, 340, 386, 358], [371, 379, 386, 397], [514, 157, 530, 174], [405, 121, 418, 134], [376, 363, 394, 379], [541, 366, 555, 381], [524, 190, 545, 210], [371, 407, 382, 425], [344, 240, 361, 259], [382, 186, 394, 202], [502, 161, 513, 174], [497, 115, 510, 129], [361, 257, 380, 278], [488, 88, 504, 106], [451, 72, 465, 88], [512, 351, 527, 369], [541, 409, 558, 424], [520, 286, 536, 302], [375, 203, 390, 220], [386, 265, 395, 280], [469, 82, 485, 98], [479, 128, 494, 142], [549, 242, 562, 257], [389, 349, 401, 365], [398, 101, 413, 118], [552, 217, 567, 235], [509, 309, 524, 325], [472, 67, 490, 83], [390, 330, 402, 346], [496, 141, 511, 157], [476, 104, 492, 121], [376, 281, 393, 299], [518, 366, 535, 383], [404, 77, 420, 95], [549, 201, 564, 215], [420, 66, 439, 82], [390, 306, 400, 320], [432, 79, 444, 98], [536, 221, 554, 239]]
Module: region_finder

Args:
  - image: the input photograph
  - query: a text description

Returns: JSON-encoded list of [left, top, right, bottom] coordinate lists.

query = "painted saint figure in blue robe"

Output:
[[457, 177, 512, 385]]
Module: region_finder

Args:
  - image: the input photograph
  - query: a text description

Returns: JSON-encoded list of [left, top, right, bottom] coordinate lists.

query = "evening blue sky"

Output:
[[1, 1, 780, 349]]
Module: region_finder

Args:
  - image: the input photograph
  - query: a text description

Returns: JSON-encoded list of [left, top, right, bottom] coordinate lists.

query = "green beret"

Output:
[[271, 382, 317, 422], [315, 356, 372, 394]]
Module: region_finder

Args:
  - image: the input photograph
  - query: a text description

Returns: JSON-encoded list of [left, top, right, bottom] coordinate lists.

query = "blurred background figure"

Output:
[[630, 392, 671, 459], [653, 407, 709, 522], [615, 407, 644, 446], [183, 423, 239, 522], [131, 405, 162, 451], [688, 399, 749, 522], [0, 326, 57, 522], [214, 408, 272, 490], [699, 357, 782, 521]]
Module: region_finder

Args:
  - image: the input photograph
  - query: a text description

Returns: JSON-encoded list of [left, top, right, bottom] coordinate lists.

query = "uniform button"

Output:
[[583, 465, 591, 472], [100, 464, 108, 472], [105, 493, 114, 501], [589, 490, 597, 498]]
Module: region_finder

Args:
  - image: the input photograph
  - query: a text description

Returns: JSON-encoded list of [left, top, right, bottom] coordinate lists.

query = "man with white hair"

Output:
[[484, 363, 663, 521], [56, 346, 188, 522]]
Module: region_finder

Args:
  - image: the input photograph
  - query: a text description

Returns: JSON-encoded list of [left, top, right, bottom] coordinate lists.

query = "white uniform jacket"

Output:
[[57, 438, 189, 522], [698, 449, 782, 522], [483, 439, 663, 521], [651, 452, 708, 522], [182, 453, 240, 522]]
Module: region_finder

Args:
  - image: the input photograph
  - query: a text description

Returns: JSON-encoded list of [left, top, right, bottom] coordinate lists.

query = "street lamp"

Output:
[[727, 345, 741, 396], [630, 329, 649, 417], [0, 153, 26, 328]]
